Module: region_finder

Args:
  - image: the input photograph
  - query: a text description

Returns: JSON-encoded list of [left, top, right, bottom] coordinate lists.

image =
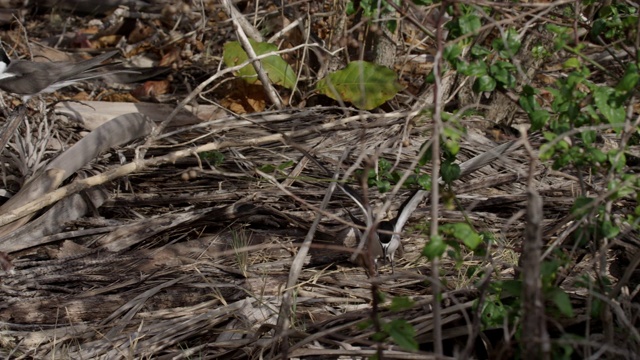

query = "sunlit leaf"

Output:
[[223, 40, 296, 89], [316, 61, 404, 110], [383, 319, 418, 351]]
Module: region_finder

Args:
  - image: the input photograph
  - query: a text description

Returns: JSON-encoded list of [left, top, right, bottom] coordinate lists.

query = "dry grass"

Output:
[[0, 1, 637, 359]]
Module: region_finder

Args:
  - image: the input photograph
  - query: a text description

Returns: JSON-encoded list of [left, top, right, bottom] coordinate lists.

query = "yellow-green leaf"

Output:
[[316, 61, 403, 110], [223, 40, 296, 89]]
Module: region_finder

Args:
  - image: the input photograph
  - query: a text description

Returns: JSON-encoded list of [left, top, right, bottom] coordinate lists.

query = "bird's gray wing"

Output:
[[393, 139, 520, 235], [291, 144, 373, 227]]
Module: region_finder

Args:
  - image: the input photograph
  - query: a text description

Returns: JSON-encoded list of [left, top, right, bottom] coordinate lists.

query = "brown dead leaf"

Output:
[[72, 91, 90, 101], [92, 35, 123, 48], [131, 80, 172, 100], [219, 81, 266, 114], [72, 35, 93, 49], [100, 92, 139, 102], [159, 48, 182, 68], [78, 25, 101, 35], [535, 73, 557, 85], [129, 20, 156, 44], [53, 241, 91, 259]]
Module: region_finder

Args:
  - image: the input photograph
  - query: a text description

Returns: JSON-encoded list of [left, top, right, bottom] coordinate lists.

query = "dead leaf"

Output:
[[131, 80, 171, 100], [219, 81, 267, 113], [159, 48, 181, 68], [129, 20, 156, 43]]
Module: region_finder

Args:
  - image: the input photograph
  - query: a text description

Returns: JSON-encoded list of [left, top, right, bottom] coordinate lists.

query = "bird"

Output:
[[293, 145, 403, 274], [0, 47, 122, 102], [345, 207, 403, 273], [294, 139, 521, 275]]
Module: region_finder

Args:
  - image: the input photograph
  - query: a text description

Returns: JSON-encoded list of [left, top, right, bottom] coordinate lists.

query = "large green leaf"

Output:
[[316, 61, 403, 110], [594, 86, 626, 125], [223, 40, 296, 89], [548, 288, 574, 317], [382, 319, 418, 351]]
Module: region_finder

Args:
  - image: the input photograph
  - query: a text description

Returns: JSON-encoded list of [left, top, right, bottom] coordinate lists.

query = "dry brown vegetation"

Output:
[[0, 1, 638, 359]]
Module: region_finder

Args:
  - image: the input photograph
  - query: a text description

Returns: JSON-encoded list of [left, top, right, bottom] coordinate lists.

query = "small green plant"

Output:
[[230, 227, 251, 277], [590, 3, 638, 42], [359, 295, 418, 352], [356, 158, 396, 193], [422, 223, 482, 262], [258, 160, 294, 176], [346, 0, 400, 32], [199, 151, 225, 167]]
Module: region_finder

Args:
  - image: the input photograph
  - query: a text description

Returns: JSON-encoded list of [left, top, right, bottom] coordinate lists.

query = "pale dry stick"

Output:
[[267, 16, 302, 44], [140, 43, 321, 152], [161, 108, 419, 144], [0, 105, 26, 151], [0, 113, 373, 231], [258, 165, 340, 359], [430, 5, 448, 356], [256, 158, 374, 229], [275, 15, 311, 106], [221, 0, 283, 110], [520, 129, 551, 360]]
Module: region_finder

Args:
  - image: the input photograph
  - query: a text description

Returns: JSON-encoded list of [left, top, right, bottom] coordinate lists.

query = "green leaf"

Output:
[[316, 61, 404, 110], [588, 148, 606, 163], [371, 331, 387, 342], [444, 138, 460, 157], [376, 179, 391, 193], [200, 151, 225, 166], [562, 57, 581, 69], [490, 61, 516, 88], [458, 13, 481, 35], [389, 296, 415, 311], [480, 299, 507, 327], [423, 235, 446, 260], [549, 288, 574, 317], [444, 44, 463, 63], [492, 28, 521, 58], [500, 280, 522, 296], [378, 158, 392, 173], [418, 139, 433, 167], [258, 164, 276, 173], [571, 197, 594, 218], [383, 319, 418, 351], [546, 24, 570, 35], [457, 60, 487, 77], [616, 63, 639, 93], [441, 161, 461, 184], [594, 86, 626, 125], [417, 174, 431, 190], [473, 75, 496, 92], [519, 93, 535, 114], [346, 1, 356, 15], [357, 319, 372, 330], [581, 130, 597, 145], [601, 220, 620, 239], [223, 40, 296, 89], [277, 160, 294, 170], [471, 45, 491, 58], [530, 109, 550, 131], [591, 18, 606, 37], [608, 149, 627, 172], [442, 223, 482, 249]]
